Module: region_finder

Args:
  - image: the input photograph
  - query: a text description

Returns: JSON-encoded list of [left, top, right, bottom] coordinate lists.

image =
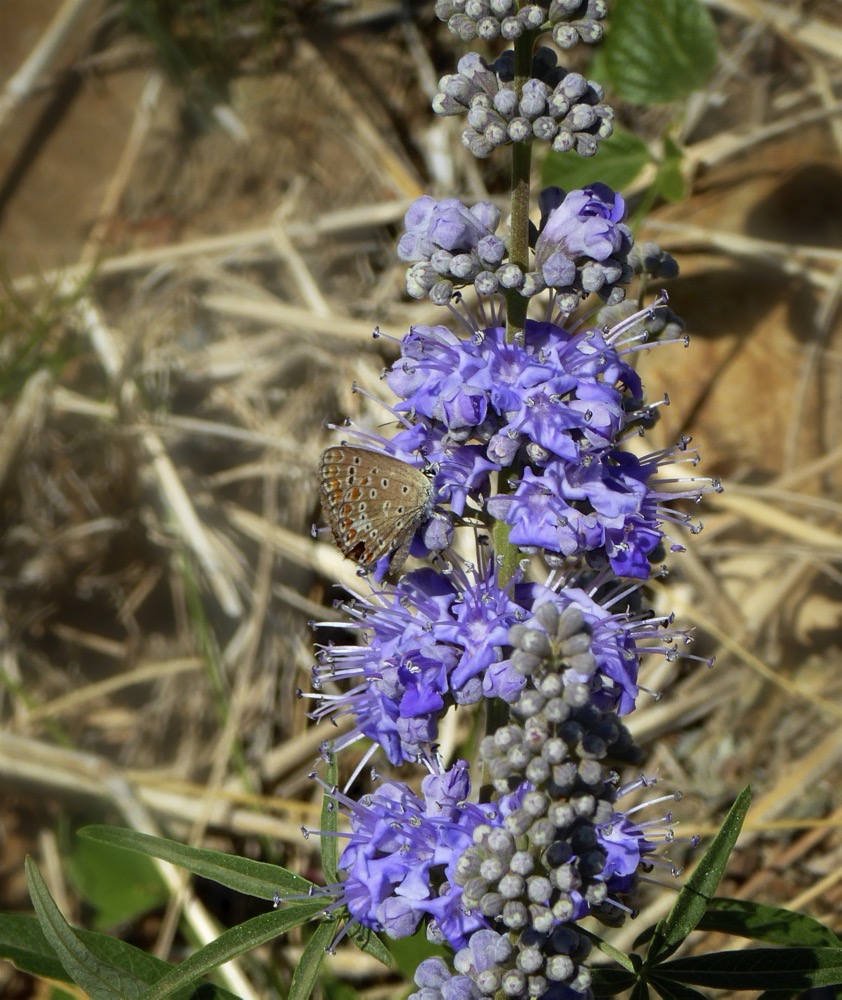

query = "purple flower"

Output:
[[398, 197, 504, 262], [308, 558, 672, 761], [309, 562, 530, 764], [536, 183, 627, 265], [328, 761, 523, 948], [485, 447, 681, 579], [381, 319, 647, 554], [486, 465, 605, 557]]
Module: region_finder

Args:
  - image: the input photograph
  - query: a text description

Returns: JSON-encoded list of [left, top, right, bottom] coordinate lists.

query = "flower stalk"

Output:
[[306, 4, 723, 997]]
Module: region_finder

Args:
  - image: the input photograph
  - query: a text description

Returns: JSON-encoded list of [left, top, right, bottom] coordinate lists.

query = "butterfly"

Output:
[[319, 446, 435, 571]]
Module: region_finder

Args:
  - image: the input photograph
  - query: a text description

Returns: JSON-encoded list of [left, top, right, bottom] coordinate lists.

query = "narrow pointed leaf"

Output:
[[590, 966, 638, 996], [345, 922, 391, 967], [137, 903, 326, 1000], [27, 857, 147, 1000], [656, 947, 842, 990], [648, 786, 751, 964], [648, 974, 710, 1000], [319, 747, 340, 886], [288, 919, 335, 1000], [699, 898, 840, 948], [80, 826, 314, 900], [580, 927, 635, 973], [0, 913, 238, 999], [630, 981, 650, 1000]]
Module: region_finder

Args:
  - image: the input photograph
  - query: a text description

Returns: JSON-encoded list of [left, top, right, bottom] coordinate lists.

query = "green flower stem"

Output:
[[496, 28, 536, 591], [505, 31, 535, 346]]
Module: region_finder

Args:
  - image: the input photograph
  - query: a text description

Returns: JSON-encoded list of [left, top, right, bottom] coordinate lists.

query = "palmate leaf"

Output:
[[0, 912, 79, 985], [646, 786, 752, 964], [0, 912, 235, 1000], [590, 965, 638, 996], [79, 825, 313, 900], [346, 921, 392, 967]]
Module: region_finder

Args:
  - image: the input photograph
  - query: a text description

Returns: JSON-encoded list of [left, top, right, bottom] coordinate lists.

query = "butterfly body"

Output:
[[319, 446, 435, 570]]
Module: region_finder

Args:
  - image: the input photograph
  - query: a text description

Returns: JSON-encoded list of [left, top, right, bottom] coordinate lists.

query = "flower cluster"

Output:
[[300, 7, 718, 999], [434, 48, 612, 159], [309, 559, 687, 765], [373, 298, 704, 580], [312, 751, 677, 1000], [435, 0, 608, 49], [400, 183, 633, 308]]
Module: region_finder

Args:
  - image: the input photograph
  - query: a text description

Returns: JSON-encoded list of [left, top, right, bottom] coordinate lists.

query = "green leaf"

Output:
[[647, 974, 710, 1000], [27, 857, 148, 999], [46, 988, 77, 1000], [630, 980, 651, 1000], [700, 898, 841, 948], [656, 947, 842, 990], [580, 926, 635, 973], [652, 136, 686, 203], [79, 826, 313, 900], [541, 127, 652, 194], [590, 965, 638, 996], [136, 903, 327, 1000], [0, 912, 237, 999], [320, 747, 340, 886], [288, 919, 335, 1000], [68, 835, 167, 931], [322, 974, 364, 999], [387, 926, 445, 980], [647, 786, 751, 965], [0, 912, 93, 985], [600, 0, 718, 104], [346, 921, 392, 968]]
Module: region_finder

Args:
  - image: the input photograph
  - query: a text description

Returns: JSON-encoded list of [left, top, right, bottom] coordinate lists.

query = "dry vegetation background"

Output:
[[0, 0, 840, 997]]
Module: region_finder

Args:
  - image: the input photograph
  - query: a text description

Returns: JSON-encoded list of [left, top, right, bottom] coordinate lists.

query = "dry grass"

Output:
[[0, 1, 841, 997]]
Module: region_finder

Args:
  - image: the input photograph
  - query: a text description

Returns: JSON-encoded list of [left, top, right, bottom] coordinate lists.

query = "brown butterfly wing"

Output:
[[319, 446, 434, 568]]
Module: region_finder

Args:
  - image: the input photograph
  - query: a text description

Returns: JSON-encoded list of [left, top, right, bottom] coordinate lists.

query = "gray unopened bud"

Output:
[[429, 279, 454, 305], [508, 118, 532, 143], [474, 270, 500, 295]]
